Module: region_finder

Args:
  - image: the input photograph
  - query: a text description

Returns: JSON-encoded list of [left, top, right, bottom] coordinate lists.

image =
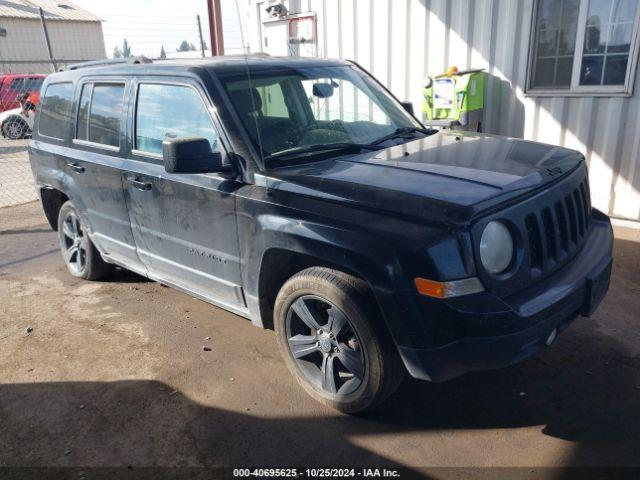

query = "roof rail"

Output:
[[64, 56, 153, 71]]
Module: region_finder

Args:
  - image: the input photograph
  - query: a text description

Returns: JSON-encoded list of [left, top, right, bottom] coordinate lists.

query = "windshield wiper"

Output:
[[370, 126, 435, 145], [264, 142, 384, 162]]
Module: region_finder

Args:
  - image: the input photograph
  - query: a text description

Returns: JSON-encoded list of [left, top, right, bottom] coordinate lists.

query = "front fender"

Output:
[[243, 214, 422, 347]]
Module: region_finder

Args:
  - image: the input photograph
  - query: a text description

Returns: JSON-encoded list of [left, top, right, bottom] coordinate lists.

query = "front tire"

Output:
[[57, 201, 112, 280], [274, 267, 404, 413]]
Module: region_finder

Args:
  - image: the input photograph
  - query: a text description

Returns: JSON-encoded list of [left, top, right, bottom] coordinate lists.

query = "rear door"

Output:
[[67, 79, 145, 273], [122, 78, 245, 311]]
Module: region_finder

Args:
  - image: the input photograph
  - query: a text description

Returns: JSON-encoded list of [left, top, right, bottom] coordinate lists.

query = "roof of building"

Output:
[[0, 0, 101, 22]]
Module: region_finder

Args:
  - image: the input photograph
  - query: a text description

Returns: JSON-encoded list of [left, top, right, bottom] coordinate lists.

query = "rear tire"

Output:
[[57, 201, 112, 280], [274, 267, 405, 413]]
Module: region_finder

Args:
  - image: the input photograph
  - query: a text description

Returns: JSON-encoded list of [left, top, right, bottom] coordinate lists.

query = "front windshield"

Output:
[[218, 65, 422, 164]]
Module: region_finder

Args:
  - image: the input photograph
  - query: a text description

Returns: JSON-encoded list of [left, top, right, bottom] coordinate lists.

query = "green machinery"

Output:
[[422, 67, 485, 132]]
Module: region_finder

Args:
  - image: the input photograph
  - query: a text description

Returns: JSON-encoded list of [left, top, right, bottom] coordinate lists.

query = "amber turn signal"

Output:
[[414, 276, 485, 298], [414, 278, 446, 298]]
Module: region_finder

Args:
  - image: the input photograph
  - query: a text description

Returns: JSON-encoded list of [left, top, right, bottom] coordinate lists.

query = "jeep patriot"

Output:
[[29, 56, 613, 413]]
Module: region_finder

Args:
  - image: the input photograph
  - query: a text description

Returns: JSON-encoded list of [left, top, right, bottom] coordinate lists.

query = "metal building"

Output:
[[248, 0, 640, 225], [0, 0, 106, 73]]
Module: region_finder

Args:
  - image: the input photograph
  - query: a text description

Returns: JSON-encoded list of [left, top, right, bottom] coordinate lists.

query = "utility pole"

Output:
[[197, 14, 206, 57], [38, 7, 57, 71], [207, 0, 225, 56]]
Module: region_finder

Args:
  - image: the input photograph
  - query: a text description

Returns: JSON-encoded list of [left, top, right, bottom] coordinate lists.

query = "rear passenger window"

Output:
[[76, 83, 124, 148], [135, 83, 218, 156], [38, 83, 74, 140]]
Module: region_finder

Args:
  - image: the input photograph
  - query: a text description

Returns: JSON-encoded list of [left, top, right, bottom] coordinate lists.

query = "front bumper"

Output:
[[398, 214, 613, 382]]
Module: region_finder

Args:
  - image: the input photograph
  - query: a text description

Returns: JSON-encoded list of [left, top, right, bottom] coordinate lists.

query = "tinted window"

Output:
[[10, 78, 25, 90], [12, 77, 43, 91], [135, 83, 218, 155], [39, 83, 74, 139], [25, 78, 44, 91], [76, 84, 124, 147], [76, 83, 91, 141]]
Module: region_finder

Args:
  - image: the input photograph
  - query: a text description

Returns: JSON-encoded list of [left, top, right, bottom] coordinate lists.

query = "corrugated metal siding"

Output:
[[253, 0, 640, 222]]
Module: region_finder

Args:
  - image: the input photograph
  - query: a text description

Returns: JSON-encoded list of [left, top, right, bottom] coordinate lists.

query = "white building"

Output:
[[248, 0, 640, 225], [0, 0, 106, 73]]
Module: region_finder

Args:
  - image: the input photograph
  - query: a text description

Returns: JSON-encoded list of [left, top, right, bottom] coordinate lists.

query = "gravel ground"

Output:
[[0, 201, 639, 478]]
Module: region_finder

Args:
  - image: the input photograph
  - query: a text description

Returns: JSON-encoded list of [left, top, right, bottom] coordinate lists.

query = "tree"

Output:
[[122, 38, 132, 58], [160, 46, 167, 60], [113, 46, 122, 58], [177, 40, 191, 52], [189, 42, 197, 51]]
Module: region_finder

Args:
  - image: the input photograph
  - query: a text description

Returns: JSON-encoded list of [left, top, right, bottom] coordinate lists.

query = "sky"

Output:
[[71, 0, 249, 59]]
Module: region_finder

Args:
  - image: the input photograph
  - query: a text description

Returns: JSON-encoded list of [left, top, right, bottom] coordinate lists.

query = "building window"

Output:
[[529, 0, 640, 94]]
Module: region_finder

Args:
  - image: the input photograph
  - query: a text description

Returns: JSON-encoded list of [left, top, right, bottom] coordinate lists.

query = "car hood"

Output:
[[266, 131, 584, 225]]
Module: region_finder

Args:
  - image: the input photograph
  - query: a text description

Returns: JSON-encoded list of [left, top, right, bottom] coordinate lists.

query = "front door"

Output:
[[122, 79, 245, 310]]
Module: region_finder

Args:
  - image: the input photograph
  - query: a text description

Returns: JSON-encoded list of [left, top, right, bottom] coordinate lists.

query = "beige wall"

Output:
[[0, 18, 106, 74]]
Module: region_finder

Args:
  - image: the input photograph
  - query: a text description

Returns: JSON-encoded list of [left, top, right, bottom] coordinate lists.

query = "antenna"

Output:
[[234, 0, 268, 177]]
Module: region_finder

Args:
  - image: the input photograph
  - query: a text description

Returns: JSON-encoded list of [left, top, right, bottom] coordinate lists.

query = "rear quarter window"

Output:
[[38, 82, 74, 140]]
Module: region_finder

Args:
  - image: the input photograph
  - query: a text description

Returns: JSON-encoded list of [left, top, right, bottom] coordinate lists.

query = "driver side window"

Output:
[[135, 83, 219, 156]]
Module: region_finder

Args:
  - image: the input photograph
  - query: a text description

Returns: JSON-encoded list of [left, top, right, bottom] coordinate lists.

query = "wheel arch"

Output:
[[245, 216, 402, 336], [256, 247, 366, 330], [40, 187, 69, 231]]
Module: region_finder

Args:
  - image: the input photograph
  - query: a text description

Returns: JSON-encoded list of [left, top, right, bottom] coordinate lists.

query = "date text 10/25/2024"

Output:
[[233, 468, 401, 478]]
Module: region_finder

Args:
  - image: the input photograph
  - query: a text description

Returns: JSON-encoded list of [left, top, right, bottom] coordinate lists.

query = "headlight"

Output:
[[480, 221, 514, 274]]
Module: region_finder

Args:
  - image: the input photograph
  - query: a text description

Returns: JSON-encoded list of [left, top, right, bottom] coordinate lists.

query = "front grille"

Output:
[[524, 175, 591, 279]]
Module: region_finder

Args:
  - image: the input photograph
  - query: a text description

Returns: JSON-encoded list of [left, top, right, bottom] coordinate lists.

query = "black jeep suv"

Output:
[[29, 56, 613, 413]]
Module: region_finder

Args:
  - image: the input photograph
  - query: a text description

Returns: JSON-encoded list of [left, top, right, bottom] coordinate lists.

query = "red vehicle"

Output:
[[0, 74, 45, 112]]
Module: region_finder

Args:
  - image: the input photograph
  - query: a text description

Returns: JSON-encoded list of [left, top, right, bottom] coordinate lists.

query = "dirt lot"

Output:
[[0, 201, 639, 477], [0, 139, 36, 208]]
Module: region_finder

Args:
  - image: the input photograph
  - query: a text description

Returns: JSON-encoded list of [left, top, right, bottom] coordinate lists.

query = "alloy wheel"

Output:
[[61, 211, 87, 275], [7, 122, 24, 139], [285, 295, 367, 396]]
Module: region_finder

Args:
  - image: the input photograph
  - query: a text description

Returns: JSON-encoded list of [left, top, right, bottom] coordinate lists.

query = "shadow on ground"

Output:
[[1, 320, 638, 476]]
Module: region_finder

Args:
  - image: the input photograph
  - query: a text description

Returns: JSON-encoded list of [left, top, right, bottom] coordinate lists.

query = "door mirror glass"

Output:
[[162, 137, 229, 174]]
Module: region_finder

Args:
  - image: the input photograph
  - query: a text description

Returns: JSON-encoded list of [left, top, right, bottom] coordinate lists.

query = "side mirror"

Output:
[[400, 101, 414, 116], [312, 83, 335, 98], [162, 137, 231, 174]]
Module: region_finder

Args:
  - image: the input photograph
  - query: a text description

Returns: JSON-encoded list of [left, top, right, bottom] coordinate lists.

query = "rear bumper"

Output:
[[398, 214, 613, 382]]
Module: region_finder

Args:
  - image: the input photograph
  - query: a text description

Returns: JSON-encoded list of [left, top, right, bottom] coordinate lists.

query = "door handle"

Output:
[[126, 176, 152, 191], [67, 162, 85, 174]]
